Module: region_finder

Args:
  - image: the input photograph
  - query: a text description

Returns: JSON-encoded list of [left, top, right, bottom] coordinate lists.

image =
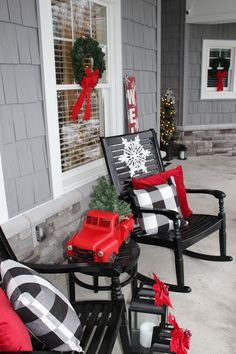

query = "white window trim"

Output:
[[0, 154, 8, 223], [37, 0, 123, 196], [201, 39, 236, 100]]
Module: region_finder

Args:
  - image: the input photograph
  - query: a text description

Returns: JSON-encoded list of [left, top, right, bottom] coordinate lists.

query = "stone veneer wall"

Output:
[[179, 129, 236, 156], [2, 181, 96, 263]]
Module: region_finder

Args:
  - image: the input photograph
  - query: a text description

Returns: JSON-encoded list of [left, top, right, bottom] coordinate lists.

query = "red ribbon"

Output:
[[72, 67, 99, 121], [168, 314, 191, 354], [152, 273, 173, 308], [216, 69, 227, 91]]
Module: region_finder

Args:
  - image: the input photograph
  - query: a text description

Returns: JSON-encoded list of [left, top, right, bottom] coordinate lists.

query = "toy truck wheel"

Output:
[[109, 252, 117, 263]]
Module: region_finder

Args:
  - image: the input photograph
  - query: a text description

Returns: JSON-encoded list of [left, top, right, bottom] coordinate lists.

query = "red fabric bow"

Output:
[[152, 273, 173, 308], [168, 314, 191, 354], [216, 69, 227, 91], [72, 67, 99, 121]]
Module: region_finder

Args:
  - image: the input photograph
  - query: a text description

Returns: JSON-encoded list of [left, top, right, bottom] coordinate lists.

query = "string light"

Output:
[[160, 92, 177, 147]]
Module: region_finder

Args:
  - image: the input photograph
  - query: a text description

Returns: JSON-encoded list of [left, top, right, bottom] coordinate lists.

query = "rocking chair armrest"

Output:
[[23, 261, 122, 278], [133, 207, 181, 221], [186, 188, 226, 199]]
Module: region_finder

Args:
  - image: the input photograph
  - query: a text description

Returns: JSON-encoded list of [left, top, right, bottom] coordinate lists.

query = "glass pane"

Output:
[[73, 0, 91, 38], [92, 3, 107, 83], [86, 216, 98, 225], [92, 3, 107, 44], [54, 40, 74, 84], [99, 218, 110, 228], [221, 49, 231, 58], [210, 48, 220, 58], [51, 0, 72, 39], [58, 89, 104, 172], [207, 69, 229, 88]]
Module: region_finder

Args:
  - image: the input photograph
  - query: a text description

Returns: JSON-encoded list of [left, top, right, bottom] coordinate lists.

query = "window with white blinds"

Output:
[[51, 0, 107, 172], [207, 48, 231, 89], [201, 40, 236, 100]]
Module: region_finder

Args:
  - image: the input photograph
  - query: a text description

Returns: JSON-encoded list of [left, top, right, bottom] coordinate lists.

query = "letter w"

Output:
[[126, 89, 135, 105]]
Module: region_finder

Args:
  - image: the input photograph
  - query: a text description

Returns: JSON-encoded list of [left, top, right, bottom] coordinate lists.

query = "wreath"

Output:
[[72, 36, 106, 84], [211, 56, 230, 74]]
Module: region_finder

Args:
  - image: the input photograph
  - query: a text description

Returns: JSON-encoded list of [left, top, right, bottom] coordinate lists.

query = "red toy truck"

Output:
[[66, 209, 134, 263]]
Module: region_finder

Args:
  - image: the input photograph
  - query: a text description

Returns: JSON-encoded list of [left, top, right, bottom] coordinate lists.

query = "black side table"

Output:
[[68, 239, 140, 354], [68, 239, 140, 302]]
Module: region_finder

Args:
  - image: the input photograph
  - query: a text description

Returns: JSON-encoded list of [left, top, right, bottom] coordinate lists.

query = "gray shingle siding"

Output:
[[121, 0, 158, 131], [0, 1, 10, 22], [8, 0, 22, 24], [161, 0, 182, 125], [0, 0, 51, 217]]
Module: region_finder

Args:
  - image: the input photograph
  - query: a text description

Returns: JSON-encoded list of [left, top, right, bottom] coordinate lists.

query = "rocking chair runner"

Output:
[[0, 226, 130, 354], [101, 129, 233, 293]]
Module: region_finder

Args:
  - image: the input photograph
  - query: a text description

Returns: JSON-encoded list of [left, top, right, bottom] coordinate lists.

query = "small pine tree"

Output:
[[89, 177, 132, 218], [160, 90, 178, 148]]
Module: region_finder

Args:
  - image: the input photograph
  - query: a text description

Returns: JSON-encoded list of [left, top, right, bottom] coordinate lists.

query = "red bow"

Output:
[[72, 67, 99, 121], [152, 273, 173, 308], [168, 314, 191, 354], [216, 69, 227, 91]]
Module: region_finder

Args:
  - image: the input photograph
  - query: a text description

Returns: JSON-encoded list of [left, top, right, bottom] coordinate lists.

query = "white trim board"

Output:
[[0, 154, 8, 223]]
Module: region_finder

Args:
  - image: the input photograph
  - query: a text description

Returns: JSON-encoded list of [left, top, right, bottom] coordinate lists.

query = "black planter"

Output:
[[161, 143, 173, 161]]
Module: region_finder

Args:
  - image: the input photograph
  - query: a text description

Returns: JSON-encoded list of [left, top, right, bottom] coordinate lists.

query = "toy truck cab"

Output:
[[66, 209, 134, 263]]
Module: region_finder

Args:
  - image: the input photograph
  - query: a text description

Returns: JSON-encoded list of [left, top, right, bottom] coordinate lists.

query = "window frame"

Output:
[[201, 39, 236, 100], [37, 0, 123, 197], [0, 154, 8, 223]]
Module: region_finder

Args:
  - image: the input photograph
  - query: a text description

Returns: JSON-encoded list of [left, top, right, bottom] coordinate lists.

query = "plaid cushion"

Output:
[[0, 260, 83, 352], [132, 181, 185, 235]]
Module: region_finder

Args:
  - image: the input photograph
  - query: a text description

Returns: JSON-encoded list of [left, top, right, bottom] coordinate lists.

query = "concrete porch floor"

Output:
[[48, 154, 236, 354]]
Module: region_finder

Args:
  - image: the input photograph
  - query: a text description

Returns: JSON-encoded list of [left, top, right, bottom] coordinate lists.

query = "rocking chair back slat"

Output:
[[101, 129, 164, 197]]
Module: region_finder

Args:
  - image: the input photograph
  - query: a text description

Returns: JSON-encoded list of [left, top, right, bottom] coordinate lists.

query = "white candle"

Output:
[[139, 321, 155, 348]]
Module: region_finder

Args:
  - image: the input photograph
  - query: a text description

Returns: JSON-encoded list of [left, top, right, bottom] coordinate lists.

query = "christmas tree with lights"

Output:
[[160, 90, 177, 149]]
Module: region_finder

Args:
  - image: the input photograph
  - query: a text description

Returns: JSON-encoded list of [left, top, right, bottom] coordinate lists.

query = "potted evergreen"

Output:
[[160, 89, 178, 160], [89, 177, 132, 221]]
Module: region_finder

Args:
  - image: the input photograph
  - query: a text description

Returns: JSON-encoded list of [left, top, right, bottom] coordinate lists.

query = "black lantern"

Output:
[[179, 144, 188, 160], [128, 282, 167, 352]]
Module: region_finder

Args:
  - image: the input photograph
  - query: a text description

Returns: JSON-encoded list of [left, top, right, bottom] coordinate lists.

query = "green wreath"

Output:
[[211, 57, 230, 74], [72, 37, 106, 84]]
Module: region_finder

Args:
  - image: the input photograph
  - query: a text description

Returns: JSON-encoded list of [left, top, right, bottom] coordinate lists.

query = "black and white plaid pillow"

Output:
[[132, 180, 186, 235], [0, 260, 83, 353]]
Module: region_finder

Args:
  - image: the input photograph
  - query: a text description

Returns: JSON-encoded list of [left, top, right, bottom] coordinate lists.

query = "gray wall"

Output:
[[0, 0, 51, 217], [161, 0, 185, 125], [121, 0, 159, 131], [186, 23, 236, 126]]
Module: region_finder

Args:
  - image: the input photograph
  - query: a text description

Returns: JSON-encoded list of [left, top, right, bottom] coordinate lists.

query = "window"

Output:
[[201, 40, 236, 99], [52, 0, 107, 172], [38, 0, 123, 195], [86, 216, 98, 225], [98, 218, 110, 228]]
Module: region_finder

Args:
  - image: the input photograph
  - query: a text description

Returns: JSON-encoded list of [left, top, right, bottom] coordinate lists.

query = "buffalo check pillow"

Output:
[[132, 180, 187, 235], [0, 259, 83, 353]]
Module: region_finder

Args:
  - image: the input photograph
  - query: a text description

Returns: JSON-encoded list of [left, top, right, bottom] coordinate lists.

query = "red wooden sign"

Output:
[[124, 76, 139, 133]]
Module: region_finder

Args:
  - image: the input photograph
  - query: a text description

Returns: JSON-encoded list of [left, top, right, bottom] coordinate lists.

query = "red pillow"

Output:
[[0, 288, 33, 351], [132, 166, 192, 218]]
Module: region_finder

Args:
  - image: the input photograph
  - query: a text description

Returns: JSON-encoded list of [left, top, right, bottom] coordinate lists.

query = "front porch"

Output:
[[42, 154, 236, 354]]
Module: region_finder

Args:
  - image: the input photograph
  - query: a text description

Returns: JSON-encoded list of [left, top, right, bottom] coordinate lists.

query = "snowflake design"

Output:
[[119, 135, 150, 177]]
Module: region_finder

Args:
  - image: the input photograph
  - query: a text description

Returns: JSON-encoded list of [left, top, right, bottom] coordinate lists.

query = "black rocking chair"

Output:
[[101, 129, 233, 293], [0, 226, 130, 354]]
